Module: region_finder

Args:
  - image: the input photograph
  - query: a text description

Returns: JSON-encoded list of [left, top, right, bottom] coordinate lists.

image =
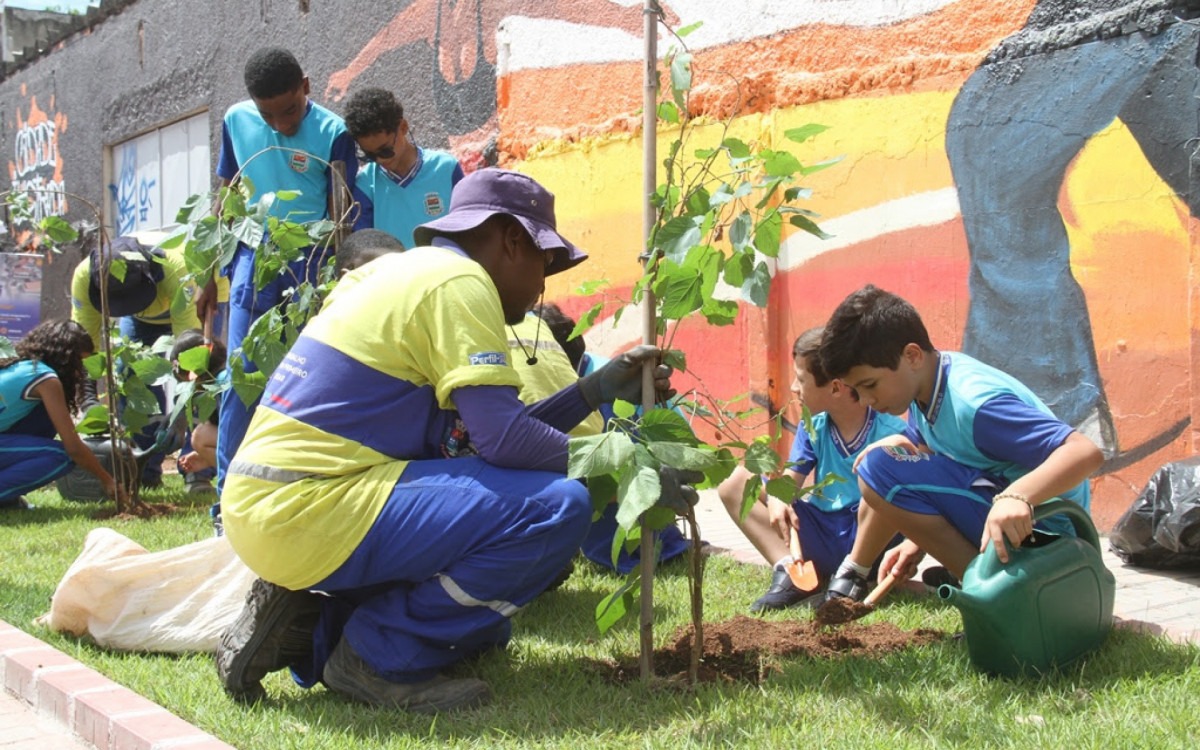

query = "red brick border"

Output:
[[0, 620, 235, 750]]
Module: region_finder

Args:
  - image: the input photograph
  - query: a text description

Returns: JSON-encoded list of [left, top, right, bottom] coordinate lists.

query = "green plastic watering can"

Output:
[[938, 499, 1115, 677]]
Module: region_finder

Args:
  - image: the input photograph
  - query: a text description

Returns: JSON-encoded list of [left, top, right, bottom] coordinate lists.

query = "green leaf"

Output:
[[728, 211, 752, 251], [722, 250, 751, 287], [270, 219, 313, 253], [173, 193, 209, 224], [765, 475, 799, 503], [615, 465, 662, 530], [611, 399, 637, 420], [639, 408, 699, 446], [587, 473, 619, 517], [669, 51, 692, 102], [762, 149, 804, 177], [595, 573, 639, 635], [800, 155, 845, 176], [739, 473, 762, 521], [657, 100, 680, 124], [177, 344, 211, 375], [656, 215, 702, 263], [743, 437, 780, 475], [789, 214, 832, 240], [662, 349, 686, 373], [784, 123, 829, 144], [721, 137, 751, 159], [647, 442, 718, 472], [568, 432, 636, 479], [741, 260, 772, 307], [571, 302, 604, 341], [230, 215, 264, 247], [123, 376, 161, 416], [231, 363, 267, 407], [676, 20, 703, 37], [83, 353, 107, 379], [39, 215, 78, 243], [75, 404, 110, 435], [701, 297, 739, 326], [275, 189, 301, 201], [783, 186, 814, 202], [0, 336, 15, 359], [107, 257, 128, 283], [130, 356, 173, 384], [655, 260, 704, 320], [754, 210, 783, 258]]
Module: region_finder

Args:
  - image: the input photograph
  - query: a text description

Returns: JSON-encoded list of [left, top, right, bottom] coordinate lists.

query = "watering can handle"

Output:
[[1031, 499, 1101, 552]]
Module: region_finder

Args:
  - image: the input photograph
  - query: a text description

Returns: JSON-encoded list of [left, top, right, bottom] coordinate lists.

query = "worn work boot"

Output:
[[216, 578, 323, 703], [323, 637, 492, 713]]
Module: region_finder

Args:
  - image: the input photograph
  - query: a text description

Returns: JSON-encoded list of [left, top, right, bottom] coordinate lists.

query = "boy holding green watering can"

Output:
[[815, 285, 1104, 601]]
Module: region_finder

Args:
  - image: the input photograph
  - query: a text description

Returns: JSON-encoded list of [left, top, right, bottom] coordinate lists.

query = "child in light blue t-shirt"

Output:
[[718, 327, 907, 612]]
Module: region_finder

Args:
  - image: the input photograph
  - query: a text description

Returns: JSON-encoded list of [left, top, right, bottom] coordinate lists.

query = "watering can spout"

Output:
[[938, 583, 975, 612]]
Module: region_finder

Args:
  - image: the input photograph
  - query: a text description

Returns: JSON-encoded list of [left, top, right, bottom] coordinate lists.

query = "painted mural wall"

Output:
[[0, 0, 1194, 527]]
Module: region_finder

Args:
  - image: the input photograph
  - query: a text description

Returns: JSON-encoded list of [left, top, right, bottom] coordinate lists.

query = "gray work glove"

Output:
[[578, 344, 676, 409], [80, 377, 101, 412], [657, 466, 704, 515]]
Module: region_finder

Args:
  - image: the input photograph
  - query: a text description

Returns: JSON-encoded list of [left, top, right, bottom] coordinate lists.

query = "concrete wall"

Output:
[[2, 0, 1196, 527]]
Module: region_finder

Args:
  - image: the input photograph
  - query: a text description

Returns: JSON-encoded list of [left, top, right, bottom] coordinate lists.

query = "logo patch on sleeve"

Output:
[[469, 351, 508, 366]]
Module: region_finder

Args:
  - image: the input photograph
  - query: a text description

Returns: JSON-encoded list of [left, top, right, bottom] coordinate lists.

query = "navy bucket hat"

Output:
[[413, 168, 587, 276], [87, 236, 165, 317]]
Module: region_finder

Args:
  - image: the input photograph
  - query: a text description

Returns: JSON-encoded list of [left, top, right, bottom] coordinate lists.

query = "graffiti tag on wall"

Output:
[[6, 86, 69, 234], [109, 142, 156, 235]]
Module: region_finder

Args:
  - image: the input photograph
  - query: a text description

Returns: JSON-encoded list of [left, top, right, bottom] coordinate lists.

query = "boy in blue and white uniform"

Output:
[[197, 47, 358, 496], [718, 327, 907, 611], [344, 87, 463, 247], [817, 285, 1104, 601]]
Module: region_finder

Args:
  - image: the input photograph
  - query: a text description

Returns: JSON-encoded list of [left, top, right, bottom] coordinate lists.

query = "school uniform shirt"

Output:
[[217, 100, 357, 224], [352, 148, 464, 247], [0, 360, 55, 432], [222, 246, 524, 589], [70, 247, 200, 350], [903, 351, 1089, 535], [787, 409, 908, 513]]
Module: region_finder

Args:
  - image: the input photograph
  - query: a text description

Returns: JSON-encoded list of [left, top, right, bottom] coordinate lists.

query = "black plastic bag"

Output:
[[1109, 457, 1200, 569]]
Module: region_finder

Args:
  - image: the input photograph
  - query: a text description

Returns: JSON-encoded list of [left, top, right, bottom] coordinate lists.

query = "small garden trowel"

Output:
[[786, 526, 819, 591]]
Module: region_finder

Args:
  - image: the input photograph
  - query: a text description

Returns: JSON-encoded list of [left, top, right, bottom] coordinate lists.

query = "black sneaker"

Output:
[[823, 569, 870, 603], [323, 637, 492, 713], [749, 567, 819, 613], [921, 565, 960, 590], [216, 578, 323, 703]]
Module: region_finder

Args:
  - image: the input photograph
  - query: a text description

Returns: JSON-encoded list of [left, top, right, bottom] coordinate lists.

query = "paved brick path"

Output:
[[3, 489, 1196, 749]]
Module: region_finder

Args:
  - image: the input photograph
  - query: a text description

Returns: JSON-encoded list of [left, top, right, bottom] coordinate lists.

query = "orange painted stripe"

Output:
[[499, 0, 1037, 158]]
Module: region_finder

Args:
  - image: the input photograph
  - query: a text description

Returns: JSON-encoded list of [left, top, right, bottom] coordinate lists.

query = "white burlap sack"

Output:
[[37, 527, 256, 653]]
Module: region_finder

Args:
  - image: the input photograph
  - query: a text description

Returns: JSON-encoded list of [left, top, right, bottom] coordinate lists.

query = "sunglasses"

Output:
[[358, 129, 399, 163]]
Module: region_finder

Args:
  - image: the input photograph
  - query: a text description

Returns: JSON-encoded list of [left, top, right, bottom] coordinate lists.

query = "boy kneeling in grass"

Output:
[[817, 285, 1103, 601], [718, 327, 907, 611]]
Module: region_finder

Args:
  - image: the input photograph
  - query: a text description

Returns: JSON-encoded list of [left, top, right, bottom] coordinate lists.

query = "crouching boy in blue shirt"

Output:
[[718, 327, 906, 611], [817, 285, 1104, 601]]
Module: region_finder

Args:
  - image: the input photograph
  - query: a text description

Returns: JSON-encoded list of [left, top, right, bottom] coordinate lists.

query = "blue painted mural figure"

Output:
[[946, 0, 1200, 459]]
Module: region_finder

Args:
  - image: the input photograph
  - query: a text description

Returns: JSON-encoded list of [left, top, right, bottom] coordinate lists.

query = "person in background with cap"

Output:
[[70, 236, 202, 490], [216, 168, 688, 713], [343, 87, 464, 247]]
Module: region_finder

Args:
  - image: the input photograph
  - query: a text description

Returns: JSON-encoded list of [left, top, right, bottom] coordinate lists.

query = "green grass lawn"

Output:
[[4, 477, 1199, 749]]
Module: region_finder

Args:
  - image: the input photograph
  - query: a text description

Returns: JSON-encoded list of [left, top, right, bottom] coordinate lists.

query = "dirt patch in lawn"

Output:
[[591, 614, 947, 684]]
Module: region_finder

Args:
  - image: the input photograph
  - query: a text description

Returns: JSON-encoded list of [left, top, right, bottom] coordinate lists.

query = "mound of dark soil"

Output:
[[592, 614, 946, 684]]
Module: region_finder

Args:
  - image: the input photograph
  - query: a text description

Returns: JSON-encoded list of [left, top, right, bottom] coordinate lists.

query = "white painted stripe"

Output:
[[502, 0, 961, 72], [778, 187, 961, 270], [436, 574, 521, 618]]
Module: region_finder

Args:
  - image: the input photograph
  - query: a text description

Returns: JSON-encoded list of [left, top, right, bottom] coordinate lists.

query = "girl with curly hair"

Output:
[[0, 319, 126, 509]]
